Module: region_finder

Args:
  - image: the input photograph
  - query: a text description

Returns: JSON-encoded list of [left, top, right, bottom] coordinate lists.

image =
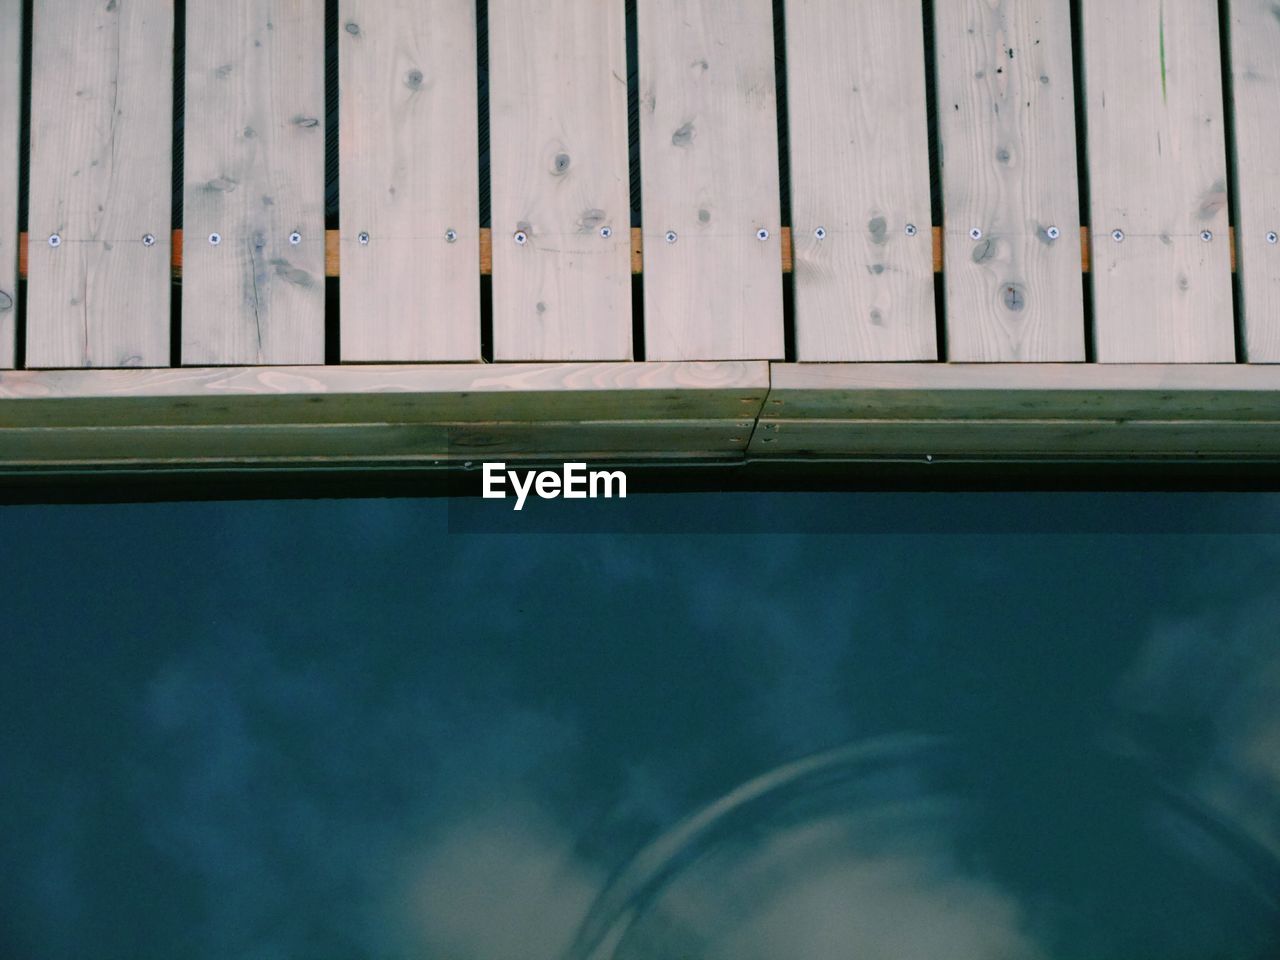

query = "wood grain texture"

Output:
[[752, 418, 1280, 457], [339, 0, 480, 362], [756, 361, 1280, 457], [638, 0, 784, 360], [489, 0, 632, 361], [183, 0, 325, 365], [0, 360, 769, 424], [25, 0, 172, 368], [767, 361, 1280, 419], [0, 419, 758, 465], [1081, 0, 1234, 362], [785, 0, 936, 361], [0, 361, 767, 466], [18, 225, 1237, 279], [1229, 0, 1280, 361], [0, 0, 19, 368], [935, 0, 1085, 361]]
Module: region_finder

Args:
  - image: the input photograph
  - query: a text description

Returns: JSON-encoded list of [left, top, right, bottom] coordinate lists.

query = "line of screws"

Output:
[[56, 223, 1268, 255]]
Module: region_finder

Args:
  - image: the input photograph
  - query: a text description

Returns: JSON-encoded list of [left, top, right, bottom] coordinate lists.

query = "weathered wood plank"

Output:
[[1229, 0, 1280, 361], [339, 0, 480, 362], [638, 0, 784, 360], [183, 0, 325, 365], [752, 418, 1280, 457], [25, 0, 172, 368], [935, 0, 1085, 361], [764, 361, 1280, 420], [0, 361, 768, 467], [0, 361, 769, 425], [754, 361, 1280, 457], [1081, 0, 1234, 362], [785, 0, 936, 360], [0, 0, 20, 368], [0, 419, 757, 465], [488, 0, 631, 361]]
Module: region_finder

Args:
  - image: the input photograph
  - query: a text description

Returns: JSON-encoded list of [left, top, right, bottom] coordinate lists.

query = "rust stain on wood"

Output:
[[14, 226, 1240, 279]]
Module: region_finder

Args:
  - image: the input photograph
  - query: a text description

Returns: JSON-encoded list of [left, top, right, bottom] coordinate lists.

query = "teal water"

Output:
[[1, 494, 1278, 958]]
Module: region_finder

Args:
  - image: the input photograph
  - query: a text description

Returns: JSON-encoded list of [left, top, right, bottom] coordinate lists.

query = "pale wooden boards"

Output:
[[0, 0, 20, 368], [638, 0, 784, 360], [1081, 0, 1234, 362], [1229, 0, 1280, 361], [754, 363, 1280, 457], [0, 361, 768, 465], [25, 0, 172, 369], [183, 1, 325, 365], [935, 0, 1085, 361], [340, 0, 479, 362], [489, 0, 632, 361], [785, 0, 936, 361]]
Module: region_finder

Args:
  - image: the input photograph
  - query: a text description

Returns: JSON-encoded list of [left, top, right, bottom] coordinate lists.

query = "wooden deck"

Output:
[[2, 1, 1280, 474]]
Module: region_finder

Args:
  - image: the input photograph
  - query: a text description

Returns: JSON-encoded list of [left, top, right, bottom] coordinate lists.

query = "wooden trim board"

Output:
[[0, 361, 767, 466], [755, 363, 1280, 459], [5, 362, 1280, 469]]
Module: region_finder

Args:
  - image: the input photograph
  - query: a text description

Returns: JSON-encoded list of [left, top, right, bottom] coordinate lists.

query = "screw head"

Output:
[[814, 226, 827, 241], [1200, 229, 1213, 242], [969, 227, 983, 240], [47, 233, 61, 248], [1046, 225, 1061, 240], [905, 223, 918, 237], [756, 227, 770, 241], [208, 232, 221, 246], [142, 233, 157, 247], [514, 230, 528, 245], [289, 231, 302, 245], [445, 229, 458, 243], [599, 226, 612, 239], [665, 230, 678, 244], [1268, 231, 1279, 245], [1111, 229, 1125, 243], [357, 231, 370, 245]]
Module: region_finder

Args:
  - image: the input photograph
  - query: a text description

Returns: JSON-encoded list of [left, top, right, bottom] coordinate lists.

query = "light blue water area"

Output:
[[1, 494, 1278, 958]]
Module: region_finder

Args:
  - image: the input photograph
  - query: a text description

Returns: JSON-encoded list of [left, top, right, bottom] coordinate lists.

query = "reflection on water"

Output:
[[1, 501, 1280, 958], [568, 737, 1280, 960]]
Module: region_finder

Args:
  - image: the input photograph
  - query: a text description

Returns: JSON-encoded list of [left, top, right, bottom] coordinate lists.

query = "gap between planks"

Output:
[[12, 227, 1241, 279]]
